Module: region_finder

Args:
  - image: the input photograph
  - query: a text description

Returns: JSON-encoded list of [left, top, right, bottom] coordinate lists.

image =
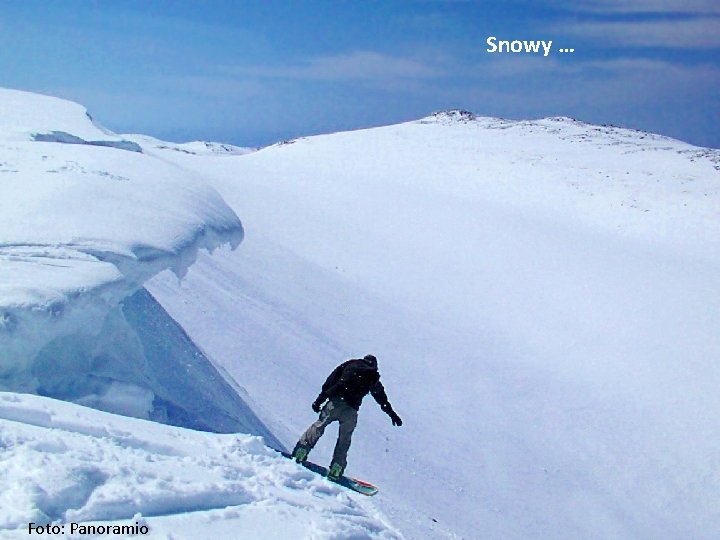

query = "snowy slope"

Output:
[[147, 112, 720, 539], [3, 86, 718, 538], [0, 392, 401, 539]]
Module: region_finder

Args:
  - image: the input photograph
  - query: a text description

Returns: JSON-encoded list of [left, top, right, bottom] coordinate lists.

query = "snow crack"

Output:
[[33, 131, 142, 153]]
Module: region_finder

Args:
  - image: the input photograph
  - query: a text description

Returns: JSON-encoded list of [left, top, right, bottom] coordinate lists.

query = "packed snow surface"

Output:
[[0, 392, 400, 539], [148, 111, 720, 539]]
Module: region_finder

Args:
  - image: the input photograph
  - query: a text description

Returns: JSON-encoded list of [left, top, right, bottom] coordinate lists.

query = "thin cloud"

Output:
[[561, 17, 720, 48], [156, 75, 268, 99], [539, 58, 717, 107], [466, 54, 720, 107], [224, 51, 444, 82], [480, 55, 566, 78], [565, 0, 720, 14]]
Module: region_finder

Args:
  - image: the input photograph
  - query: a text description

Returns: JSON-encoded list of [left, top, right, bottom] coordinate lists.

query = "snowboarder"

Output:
[[291, 354, 402, 480]]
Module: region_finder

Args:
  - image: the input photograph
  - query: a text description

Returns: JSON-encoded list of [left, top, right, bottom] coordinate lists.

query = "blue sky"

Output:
[[1, 0, 718, 147]]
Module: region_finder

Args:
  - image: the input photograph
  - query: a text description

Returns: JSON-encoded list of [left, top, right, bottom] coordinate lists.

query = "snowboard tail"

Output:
[[280, 451, 378, 496]]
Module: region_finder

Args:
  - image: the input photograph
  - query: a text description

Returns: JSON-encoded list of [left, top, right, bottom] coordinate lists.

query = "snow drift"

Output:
[[0, 88, 262, 436]]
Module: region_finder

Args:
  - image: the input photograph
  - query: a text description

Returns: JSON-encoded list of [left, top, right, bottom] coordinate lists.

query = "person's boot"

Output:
[[328, 462, 344, 480], [292, 444, 309, 463]]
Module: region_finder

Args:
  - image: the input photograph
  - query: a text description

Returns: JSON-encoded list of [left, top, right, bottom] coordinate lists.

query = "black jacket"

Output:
[[316, 357, 391, 411]]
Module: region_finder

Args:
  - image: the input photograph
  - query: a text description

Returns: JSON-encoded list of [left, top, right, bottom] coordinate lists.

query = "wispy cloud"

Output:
[[479, 56, 565, 79], [157, 75, 268, 99], [463, 53, 720, 111], [516, 57, 717, 108], [560, 17, 720, 48], [574, 58, 720, 99], [223, 51, 444, 82], [567, 0, 720, 14]]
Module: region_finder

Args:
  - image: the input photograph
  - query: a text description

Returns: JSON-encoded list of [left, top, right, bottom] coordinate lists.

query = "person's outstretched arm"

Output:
[[371, 380, 402, 426]]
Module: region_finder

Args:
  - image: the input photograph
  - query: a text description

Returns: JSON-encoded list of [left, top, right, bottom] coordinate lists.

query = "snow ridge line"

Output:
[[0, 220, 243, 384], [0, 219, 243, 310], [32, 131, 143, 153], [417, 111, 720, 164]]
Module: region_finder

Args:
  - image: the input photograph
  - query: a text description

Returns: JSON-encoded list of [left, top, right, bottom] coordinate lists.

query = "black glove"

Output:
[[382, 403, 402, 426], [312, 398, 325, 413]]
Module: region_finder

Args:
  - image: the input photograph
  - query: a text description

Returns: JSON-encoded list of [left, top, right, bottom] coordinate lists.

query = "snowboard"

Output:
[[280, 451, 378, 496]]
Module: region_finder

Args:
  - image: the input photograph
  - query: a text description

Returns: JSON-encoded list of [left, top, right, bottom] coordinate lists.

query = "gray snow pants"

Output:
[[297, 399, 358, 469]]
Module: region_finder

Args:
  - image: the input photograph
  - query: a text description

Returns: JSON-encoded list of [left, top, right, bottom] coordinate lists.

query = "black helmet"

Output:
[[363, 354, 377, 368]]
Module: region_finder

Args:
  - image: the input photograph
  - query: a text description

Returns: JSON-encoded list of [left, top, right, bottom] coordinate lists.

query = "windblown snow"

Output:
[[2, 87, 719, 540]]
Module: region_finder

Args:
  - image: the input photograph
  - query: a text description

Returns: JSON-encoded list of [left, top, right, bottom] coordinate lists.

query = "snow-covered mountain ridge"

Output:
[[122, 133, 255, 156], [426, 109, 720, 175]]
